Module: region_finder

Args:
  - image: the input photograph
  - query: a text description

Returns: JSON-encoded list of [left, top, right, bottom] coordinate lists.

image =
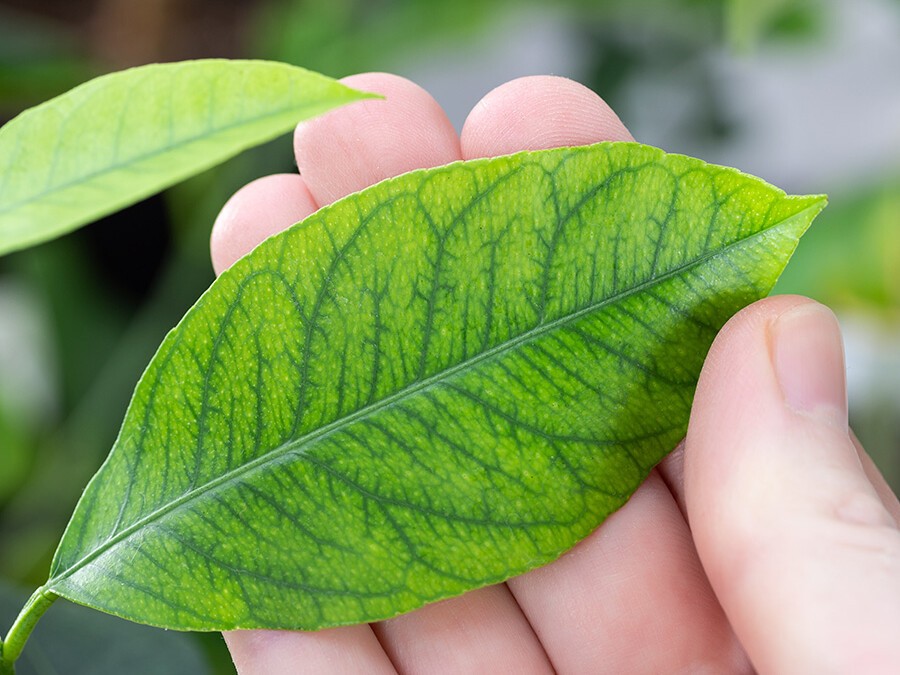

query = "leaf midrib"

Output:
[[48, 202, 816, 589]]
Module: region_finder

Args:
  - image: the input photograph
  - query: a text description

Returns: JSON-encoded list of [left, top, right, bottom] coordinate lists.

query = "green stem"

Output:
[[0, 586, 57, 672]]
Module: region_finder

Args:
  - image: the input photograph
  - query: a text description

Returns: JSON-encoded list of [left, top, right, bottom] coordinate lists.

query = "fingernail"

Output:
[[771, 302, 847, 426]]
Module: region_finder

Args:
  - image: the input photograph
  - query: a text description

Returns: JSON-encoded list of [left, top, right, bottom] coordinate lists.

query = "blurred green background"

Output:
[[0, 0, 897, 671]]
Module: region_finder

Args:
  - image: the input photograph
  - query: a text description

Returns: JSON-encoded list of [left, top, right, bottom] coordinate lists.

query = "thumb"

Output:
[[685, 296, 900, 674]]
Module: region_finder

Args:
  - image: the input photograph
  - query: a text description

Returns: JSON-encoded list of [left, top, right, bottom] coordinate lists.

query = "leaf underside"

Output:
[[0, 59, 375, 256], [47, 142, 825, 631]]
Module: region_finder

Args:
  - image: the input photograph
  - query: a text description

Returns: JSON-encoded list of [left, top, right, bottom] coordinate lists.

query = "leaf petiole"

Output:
[[0, 586, 57, 673]]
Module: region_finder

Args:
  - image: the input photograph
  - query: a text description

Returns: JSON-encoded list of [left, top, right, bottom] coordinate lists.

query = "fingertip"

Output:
[[460, 75, 633, 159], [293, 72, 461, 206], [211, 174, 318, 276], [695, 295, 812, 377]]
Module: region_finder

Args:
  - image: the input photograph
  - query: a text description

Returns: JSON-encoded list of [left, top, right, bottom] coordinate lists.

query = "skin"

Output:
[[211, 74, 900, 674]]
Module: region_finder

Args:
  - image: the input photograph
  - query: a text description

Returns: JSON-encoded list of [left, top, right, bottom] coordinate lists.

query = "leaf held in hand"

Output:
[[46, 142, 825, 631], [0, 59, 376, 256]]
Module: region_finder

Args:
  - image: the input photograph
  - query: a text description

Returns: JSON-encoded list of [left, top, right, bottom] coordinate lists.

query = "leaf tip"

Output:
[[797, 192, 829, 222]]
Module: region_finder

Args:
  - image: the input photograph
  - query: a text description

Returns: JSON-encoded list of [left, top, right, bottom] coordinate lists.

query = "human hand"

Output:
[[211, 73, 900, 674]]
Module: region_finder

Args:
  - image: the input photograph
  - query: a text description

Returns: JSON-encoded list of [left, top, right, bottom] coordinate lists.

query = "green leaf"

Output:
[[0, 581, 210, 674], [46, 142, 825, 631], [0, 59, 376, 256]]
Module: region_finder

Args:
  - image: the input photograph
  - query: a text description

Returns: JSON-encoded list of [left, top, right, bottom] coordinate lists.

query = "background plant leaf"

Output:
[[0, 59, 375, 256], [45, 142, 824, 631]]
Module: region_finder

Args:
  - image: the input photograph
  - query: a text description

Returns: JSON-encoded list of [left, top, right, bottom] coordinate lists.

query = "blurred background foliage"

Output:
[[0, 0, 897, 671]]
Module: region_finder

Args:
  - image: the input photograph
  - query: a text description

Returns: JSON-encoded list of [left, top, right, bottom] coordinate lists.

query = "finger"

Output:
[[291, 72, 554, 670], [224, 625, 397, 675], [685, 296, 900, 674], [371, 585, 552, 674], [219, 74, 467, 673], [214, 159, 393, 675], [294, 72, 461, 206], [211, 173, 318, 274], [510, 473, 749, 673], [467, 76, 745, 672], [460, 75, 633, 159]]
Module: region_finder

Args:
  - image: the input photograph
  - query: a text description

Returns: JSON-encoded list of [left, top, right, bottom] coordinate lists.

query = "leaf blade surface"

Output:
[[0, 59, 375, 255], [47, 143, 825, 630]]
